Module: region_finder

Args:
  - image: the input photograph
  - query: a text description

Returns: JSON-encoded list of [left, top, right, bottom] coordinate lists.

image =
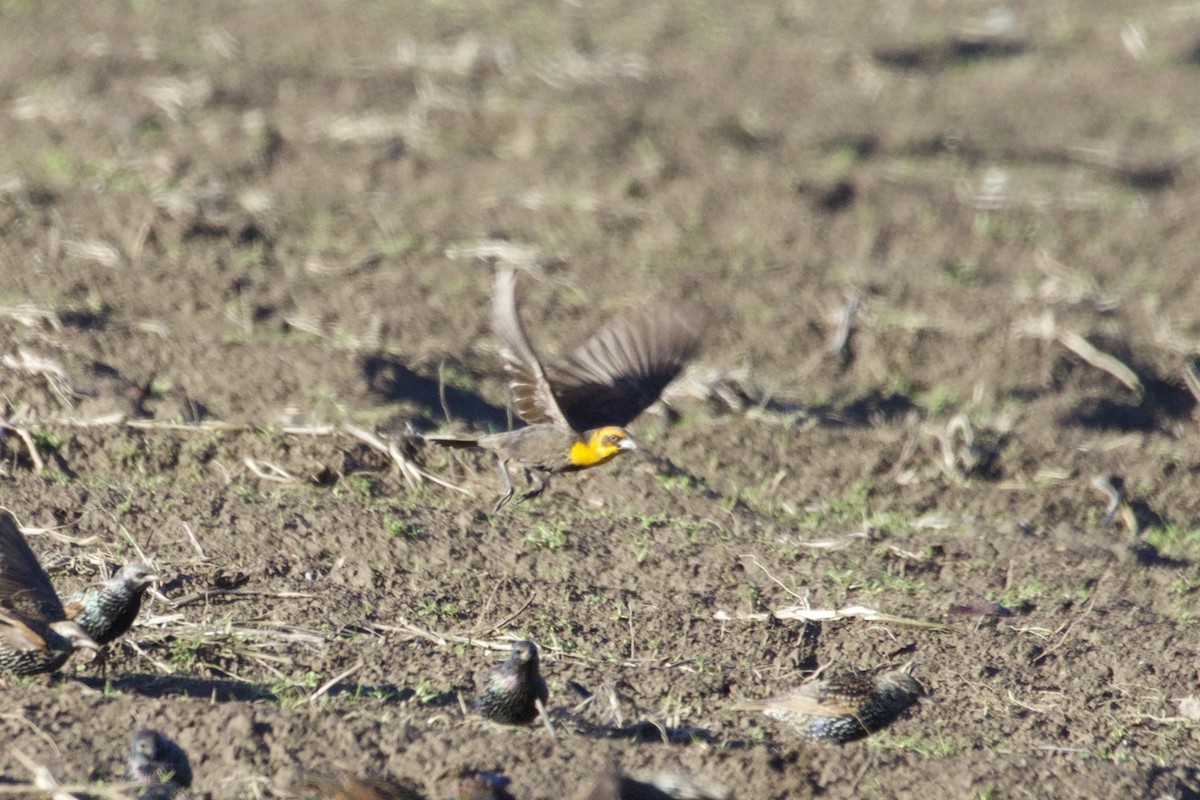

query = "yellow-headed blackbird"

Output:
[[426, 266, 699, 510], [737, 669, 923, 743], [0, 509, 99, 677]]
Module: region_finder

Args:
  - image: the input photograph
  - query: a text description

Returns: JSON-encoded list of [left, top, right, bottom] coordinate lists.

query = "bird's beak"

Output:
[[73, 631, 101, 652], [53, 621, 100, 652], [619, 437, 637, 452]]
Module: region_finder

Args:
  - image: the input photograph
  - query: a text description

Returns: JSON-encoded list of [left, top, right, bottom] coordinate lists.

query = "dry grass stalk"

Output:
[[714, 603, 954, 631], [1056, 330, 1143, 396], [9, 748, 141, 800]]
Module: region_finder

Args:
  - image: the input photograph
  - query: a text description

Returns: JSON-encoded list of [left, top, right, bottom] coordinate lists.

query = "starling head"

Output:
[[113, 562, 159, 592], [477, 639, 548, 725], [509, 639, 539, 668], [876, 671, 923, 702], [127, 728, 193, 789]]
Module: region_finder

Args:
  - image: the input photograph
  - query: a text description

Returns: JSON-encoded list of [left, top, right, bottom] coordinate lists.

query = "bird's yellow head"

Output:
[[570, 426, 637, 468]]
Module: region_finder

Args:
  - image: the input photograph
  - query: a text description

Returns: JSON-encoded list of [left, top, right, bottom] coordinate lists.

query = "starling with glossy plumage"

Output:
[[64, 562, 158, 645], [0, 510, 99, 677], [739, 669, 922, 743], [476, 639, 548, 725], [127, 728, 192, 799]]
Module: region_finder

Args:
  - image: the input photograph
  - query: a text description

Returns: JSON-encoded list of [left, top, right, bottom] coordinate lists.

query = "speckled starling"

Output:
[[424, 266, 699, 510], [0, 509, 99, 676], [739, 669, 923, 743], [127, 728, 192, 798], [64, 562, 158, 645], [295, 772, 423, 800], [476, 639, 548, 725]]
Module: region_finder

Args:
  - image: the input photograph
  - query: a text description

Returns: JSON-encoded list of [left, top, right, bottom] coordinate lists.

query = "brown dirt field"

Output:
[[1, 1, 1199, 798]]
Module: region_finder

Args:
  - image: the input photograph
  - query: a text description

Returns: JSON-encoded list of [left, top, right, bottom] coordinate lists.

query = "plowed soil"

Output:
[[1, 1, 1199, 798]]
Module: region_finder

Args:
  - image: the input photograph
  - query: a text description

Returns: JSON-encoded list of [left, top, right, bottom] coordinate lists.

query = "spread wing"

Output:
[[0, 510, 66, 623], [748, 680, 860, 717], [491, 266, 572, 430], [550, 307, 700, 431], [0, 609, 47, 652]]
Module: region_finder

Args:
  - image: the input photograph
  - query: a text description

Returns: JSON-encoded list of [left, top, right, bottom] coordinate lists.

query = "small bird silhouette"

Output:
[[425, 266, 699, 510], [0, 510, 98, 678], [65, 561, 158, 645], [294, 772, 423, 800], [576, 768, 670, 800], [576, 767, 729, 800], [476, 639, 548, 725], [455, 770, 512, 800], [738, 668, 923, 743], [127, 728, 192, 799]]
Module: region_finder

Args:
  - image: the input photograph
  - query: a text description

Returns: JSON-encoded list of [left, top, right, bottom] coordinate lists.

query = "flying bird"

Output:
[[737, 668, 923, 743], [426, 266, 699, 510]]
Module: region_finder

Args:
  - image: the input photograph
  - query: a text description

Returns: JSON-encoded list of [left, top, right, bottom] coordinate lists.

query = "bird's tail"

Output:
[[421, 434, 482, 449], [730, 700, 768, 712]]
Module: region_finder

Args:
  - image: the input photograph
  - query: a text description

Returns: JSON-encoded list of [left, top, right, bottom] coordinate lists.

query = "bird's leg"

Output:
[[493, 456, 516, 513], [92, 645, 110, 678], [517, 469, 546, 503]]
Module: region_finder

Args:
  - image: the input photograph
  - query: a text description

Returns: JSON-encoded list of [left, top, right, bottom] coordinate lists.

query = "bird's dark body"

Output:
[[476, 640, 549, 725], [66, 563, 156, 645], [753, 670, 922, 744], [127, 728, 193, 796]]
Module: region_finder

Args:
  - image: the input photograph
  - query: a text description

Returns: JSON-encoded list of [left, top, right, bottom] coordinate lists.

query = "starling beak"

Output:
[[425, 266, 698, 510], [0, 510, 99, 676], [738, 669, 923, 743], [127, 728, 192, 797], [64, 561, 158, 645], [476, 639, 549, 725], [294, 772, 423, 800]]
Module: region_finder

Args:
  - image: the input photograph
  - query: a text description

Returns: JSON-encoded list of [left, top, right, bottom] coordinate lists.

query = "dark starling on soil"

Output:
[[576, 767, 731, 800], [64, 562, 158, 645], [424, 266, 699, 510], [576, 768, 670, 800], [738, 668, 923, 743], [0, 509, 99, 677], [476, 639, 549, 725], [294, 772, 423, 800], [127, 728, 193, 798], [455, 770, 512, 800]]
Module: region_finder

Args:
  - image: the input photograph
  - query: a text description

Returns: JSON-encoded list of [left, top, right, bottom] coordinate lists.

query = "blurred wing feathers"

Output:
[[0, 511, 65, 622], [552, 309, 700, 431], [491, 267, 571, 429]]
